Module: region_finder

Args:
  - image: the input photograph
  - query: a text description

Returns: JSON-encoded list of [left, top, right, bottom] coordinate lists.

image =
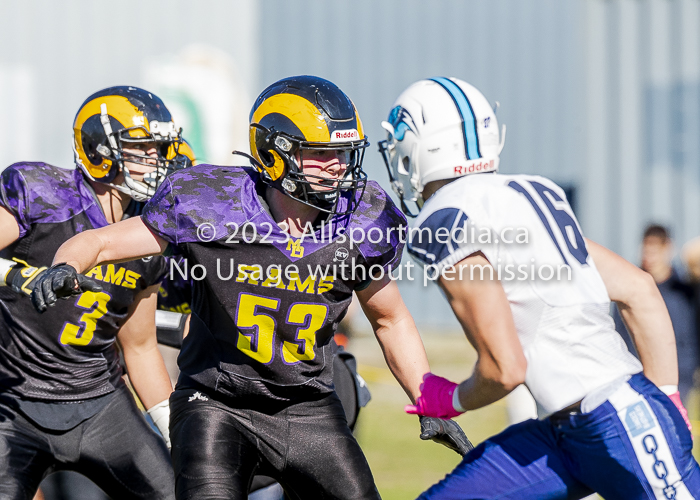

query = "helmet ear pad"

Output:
[[77, 114, 124, 183], [252, 112, 307, 184]]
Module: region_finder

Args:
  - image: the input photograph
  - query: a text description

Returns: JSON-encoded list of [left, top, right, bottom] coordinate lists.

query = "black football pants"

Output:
[[0, 385, 175, 500], [170, 388, 381, 500]]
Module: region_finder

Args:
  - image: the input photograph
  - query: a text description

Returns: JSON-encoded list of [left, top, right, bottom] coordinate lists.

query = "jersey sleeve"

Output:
[[141, 256, 168, 289], [141, 177, 179, 244], [354, 182, 408, 282], [0, 163, 85, 240], [407, 189, 497, 272], [0, 166, 33, 238], [142, 166, 262, 246]]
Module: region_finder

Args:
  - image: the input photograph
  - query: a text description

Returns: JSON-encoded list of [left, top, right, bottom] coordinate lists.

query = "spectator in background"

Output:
[[614, 224, 698, 405]]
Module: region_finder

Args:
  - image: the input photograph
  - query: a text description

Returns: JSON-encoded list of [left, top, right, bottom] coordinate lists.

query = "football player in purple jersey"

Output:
[[0, 86, 195, 499], [32, 76, 471, 499]]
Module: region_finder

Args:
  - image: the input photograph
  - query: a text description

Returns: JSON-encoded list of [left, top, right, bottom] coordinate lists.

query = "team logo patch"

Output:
[[331, 129, 359, 142], [188, 391, 209, 403], [334, 247, 349, 262], [387, 106, 417, 141], [287, 239, 305, 258], [625, 402, 656, 437]]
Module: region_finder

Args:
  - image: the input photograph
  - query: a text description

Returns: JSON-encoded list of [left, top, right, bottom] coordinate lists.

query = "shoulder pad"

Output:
[[349, 181, 407, 259], [0, 163, 84, 231], [145, 165, 265, 244]]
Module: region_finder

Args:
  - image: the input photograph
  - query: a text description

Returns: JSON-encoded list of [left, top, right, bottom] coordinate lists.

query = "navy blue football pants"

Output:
[[419, 373, 700, 499]]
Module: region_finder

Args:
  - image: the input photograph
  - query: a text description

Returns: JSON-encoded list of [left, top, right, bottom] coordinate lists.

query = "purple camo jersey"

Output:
[[142, 164, 406, 271], [0, 162, 107, 237]]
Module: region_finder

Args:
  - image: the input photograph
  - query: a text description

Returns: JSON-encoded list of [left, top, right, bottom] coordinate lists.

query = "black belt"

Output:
[[549, 400, 582, 421]]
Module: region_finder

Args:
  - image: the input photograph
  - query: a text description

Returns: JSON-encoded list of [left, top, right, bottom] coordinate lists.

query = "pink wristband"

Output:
[[405, 373, 464, 419], [668, 391, 692, 433]]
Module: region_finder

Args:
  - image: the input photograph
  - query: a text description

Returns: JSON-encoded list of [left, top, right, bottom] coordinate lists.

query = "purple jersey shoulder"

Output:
[[0, 162, 86, 237], [350, 181, 407, 267], [142, 165, 263, 244]]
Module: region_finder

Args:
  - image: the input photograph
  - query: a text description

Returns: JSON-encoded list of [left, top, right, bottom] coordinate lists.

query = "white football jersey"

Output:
[[408, 173, 642, 416]]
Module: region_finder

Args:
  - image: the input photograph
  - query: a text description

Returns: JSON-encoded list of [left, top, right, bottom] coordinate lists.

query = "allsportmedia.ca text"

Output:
[[170, 257, 572, 289], [196, 221, 530, 247]]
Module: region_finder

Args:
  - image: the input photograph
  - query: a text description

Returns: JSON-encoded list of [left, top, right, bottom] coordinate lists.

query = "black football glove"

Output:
[[419, 416, 474, 456], [5, 264, 47, 296], [31, 263, 102, 313]]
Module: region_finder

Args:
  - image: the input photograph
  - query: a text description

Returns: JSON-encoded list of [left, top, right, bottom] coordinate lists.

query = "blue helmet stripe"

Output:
[[430, 77, 481, 160]]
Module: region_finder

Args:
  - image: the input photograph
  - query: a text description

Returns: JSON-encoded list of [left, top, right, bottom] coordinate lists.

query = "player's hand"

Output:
[[6, 264, 47, 296], [405, 373, 464, 419], [419, 416, 474, 456], [31, 263, 102, 313], [668, 391, 693, 433]]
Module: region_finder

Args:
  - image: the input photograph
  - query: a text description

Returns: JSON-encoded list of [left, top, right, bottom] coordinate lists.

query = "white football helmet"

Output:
[[378, 77, 506, 216]]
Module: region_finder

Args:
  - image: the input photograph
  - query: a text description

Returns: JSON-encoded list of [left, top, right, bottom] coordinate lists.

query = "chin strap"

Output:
[[231, 150, 265, 171]]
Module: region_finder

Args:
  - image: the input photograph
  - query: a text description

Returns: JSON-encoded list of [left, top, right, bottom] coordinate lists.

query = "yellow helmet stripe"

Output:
[[74, 95, 150, 137], [73, 95, 150, 179], [252, 93, 330, 143], [353, 104, 364, 139]]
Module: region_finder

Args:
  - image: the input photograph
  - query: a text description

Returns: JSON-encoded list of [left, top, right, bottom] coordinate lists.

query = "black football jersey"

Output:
[[142, 165, 406, 403], [158, 257, 192, 314], [0, 163, 167, 401]]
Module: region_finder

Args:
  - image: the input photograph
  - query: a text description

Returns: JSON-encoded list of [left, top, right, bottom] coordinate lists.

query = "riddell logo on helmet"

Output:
[[454, 160, 495, 175], [331, 129, 359, 142]]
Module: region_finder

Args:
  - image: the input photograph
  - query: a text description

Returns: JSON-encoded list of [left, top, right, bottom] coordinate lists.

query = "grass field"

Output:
[[349, 330, 700, 500], [351, 330, 507, 499]]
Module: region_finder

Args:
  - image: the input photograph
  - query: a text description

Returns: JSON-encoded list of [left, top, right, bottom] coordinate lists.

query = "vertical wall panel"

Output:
[[0, 0, 259, 170], [678, 0, 700, 248], [647, 0, 674, 225], [617, 0, 643, 260], [582, 0, 611, 244]]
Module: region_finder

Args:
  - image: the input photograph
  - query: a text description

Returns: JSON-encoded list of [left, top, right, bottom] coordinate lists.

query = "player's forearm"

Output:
[[54, 217, 166, 273], [618, 273, 678, 386], [123, 344, 173, 409], [587, 238, 678, 386], [53, 230, 107, 273], [455, 360, 522, 411], [357, 278, 430, 402], [373, 315, 430, 403]]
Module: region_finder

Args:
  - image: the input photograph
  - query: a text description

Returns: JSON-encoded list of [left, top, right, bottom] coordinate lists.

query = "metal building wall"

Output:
[[259, 0, 586, 327], [1, 1, 699, 327], [259, 0, 700, 326], [0, 0, 259, 169], [259, 0, 585, 186], [584, 0, 700, 261]]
